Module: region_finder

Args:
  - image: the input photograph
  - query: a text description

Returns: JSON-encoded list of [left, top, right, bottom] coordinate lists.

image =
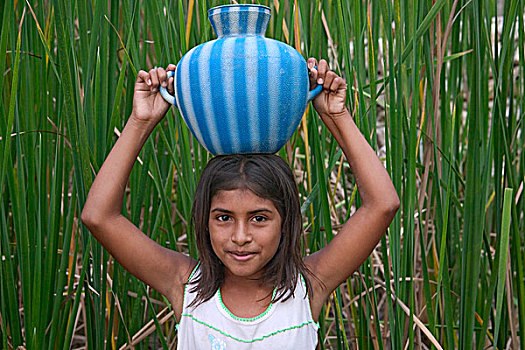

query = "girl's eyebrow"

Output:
[[248, 209, 273, 214], [210, 208, 273, 214], [211, 208, 233, 214]]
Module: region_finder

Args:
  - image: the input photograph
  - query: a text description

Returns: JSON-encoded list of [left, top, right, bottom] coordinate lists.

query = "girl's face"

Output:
[[208, 189, 282, 280]]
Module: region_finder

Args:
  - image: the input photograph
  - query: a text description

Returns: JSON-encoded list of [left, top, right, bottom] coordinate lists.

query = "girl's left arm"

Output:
[[303, 59, 400, 318]]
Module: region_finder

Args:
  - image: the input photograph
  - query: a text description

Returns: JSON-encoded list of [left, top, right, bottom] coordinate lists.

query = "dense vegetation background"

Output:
[[0, 0, 524, 349]]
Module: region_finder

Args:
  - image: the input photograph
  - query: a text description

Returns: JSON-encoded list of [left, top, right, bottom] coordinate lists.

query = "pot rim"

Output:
[[208, 4, 271, 14]]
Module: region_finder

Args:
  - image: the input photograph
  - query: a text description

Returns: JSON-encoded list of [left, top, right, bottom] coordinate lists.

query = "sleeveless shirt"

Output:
[[176, 265, 319, 349]]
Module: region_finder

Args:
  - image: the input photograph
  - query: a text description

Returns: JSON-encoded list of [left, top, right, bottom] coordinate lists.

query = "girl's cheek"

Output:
[[209, 234, 226, 259]]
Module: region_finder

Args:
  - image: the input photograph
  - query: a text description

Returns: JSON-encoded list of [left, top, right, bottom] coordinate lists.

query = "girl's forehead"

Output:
[[211, 189, 275, 207]]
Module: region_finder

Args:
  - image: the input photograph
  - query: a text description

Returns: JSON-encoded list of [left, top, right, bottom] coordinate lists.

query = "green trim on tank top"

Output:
[[186, 262, 200, 288], [176, 262, 201, 331], [177, 265, 321, 332], [217, 287, 277, 322], [180, 313, 318, 343]]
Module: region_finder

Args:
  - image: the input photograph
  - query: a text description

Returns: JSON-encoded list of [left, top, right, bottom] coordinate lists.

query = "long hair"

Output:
[[189, 154, 312, 307]]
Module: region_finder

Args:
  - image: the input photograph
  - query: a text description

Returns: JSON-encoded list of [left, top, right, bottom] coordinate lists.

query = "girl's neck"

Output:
[[221, 272, 274, 299], [220, 273, 275, 319]]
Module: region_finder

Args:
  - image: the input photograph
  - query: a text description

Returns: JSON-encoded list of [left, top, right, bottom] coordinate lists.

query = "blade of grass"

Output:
[[493, 188, 513, 347], [0, 202, 23, 346], [0, 3, 23, 199]]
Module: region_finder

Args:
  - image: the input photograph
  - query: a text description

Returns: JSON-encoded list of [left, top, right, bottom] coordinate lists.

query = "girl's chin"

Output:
[[224, 264, 265, 280]]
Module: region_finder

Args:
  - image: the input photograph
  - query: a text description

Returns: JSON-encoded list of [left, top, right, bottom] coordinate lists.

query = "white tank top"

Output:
[[176, 265, 319, 349]]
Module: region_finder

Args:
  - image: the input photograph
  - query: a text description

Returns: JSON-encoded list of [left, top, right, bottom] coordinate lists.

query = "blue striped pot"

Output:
[[160, 4, 321, 155]]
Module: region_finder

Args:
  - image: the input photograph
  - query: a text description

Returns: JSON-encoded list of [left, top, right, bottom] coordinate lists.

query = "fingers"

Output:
[[330, 76, 347, 93], [316, 59, 329, 85], [149, 68, 160, 92], [168, 75, 174, 94], [165, 64, 176, 93], [307, 58, 346, 93], [136, 66, 176, 93], [323, 71, 337, 91], [307, 58, 318, 89], [157, 67, 168, 88], [324, 72, 346, 93], [308, 58, 330, 89], [137, 70, 152, 87], [307, 57, 317, 71]]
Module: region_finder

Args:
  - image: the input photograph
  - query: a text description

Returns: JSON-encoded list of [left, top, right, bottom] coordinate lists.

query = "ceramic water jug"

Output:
[[160, 4, 321, 155]]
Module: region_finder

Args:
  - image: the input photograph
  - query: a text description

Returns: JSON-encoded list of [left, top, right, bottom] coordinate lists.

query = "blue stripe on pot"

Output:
[[266, 39, 282, 153], [256, 37, 270, 153], [233, 37, 251, 153], [221, 37, 240, 153], [238, 9, 248, 36], [198, 41, 223, 155], [281, 44, 294, 149], [285, 54, 307, 144], [219, 11, 230, 37], [209, 38, 234, 153], [187, 44, 215, 154], [178, 48, 204, 148], [255, 10, 266, 35], [278, 47, 293, 147]]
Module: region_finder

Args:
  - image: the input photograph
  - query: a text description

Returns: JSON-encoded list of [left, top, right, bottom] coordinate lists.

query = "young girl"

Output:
[[81, 58, 400, 349]]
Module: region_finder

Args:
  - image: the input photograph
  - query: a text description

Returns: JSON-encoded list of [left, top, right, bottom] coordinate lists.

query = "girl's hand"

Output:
[[307, 58, 347, 119], [131, 65, 176, 127]]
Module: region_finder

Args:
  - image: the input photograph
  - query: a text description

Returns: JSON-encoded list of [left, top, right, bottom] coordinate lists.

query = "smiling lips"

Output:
[[228, 251, 257, 261]]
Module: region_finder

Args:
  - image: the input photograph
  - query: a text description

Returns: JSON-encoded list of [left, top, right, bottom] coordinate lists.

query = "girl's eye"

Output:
[[217, 215, 230, 222], [252, 215, 267, 223]]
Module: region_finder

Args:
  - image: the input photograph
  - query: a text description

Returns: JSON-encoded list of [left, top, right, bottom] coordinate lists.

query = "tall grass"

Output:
[[1, 0, 524, 348]]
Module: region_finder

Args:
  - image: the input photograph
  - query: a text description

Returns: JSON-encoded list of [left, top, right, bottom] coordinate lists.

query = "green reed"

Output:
[[1, 0, 524, 348]]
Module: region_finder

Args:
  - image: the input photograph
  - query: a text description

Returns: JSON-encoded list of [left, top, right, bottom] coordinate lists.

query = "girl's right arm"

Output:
[[304, 59, 400, 320], [81, 66, 196, 320]]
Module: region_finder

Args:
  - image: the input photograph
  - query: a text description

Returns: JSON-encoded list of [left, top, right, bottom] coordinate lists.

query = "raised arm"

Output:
[[81, 66, 196, 320], [303, 59, 400, 319]]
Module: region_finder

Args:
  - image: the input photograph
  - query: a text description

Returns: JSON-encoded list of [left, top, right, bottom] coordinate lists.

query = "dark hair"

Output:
[[190, 154, 312, 306]]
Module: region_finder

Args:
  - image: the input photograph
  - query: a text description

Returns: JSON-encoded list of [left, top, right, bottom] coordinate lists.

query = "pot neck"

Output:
[[208, 5, 271, 38]]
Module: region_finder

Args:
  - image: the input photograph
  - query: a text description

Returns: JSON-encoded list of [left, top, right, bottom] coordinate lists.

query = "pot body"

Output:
[[172, 5, 311, 155]]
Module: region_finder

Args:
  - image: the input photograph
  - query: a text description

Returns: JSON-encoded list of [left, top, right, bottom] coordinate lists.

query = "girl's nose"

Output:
[[231, 223, 252, 245]]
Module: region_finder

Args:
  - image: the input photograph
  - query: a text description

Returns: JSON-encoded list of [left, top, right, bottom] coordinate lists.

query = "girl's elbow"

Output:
[[80, 207, 97, 229], [388, 197, 400, 221], [391, 193, 400, 213], [81, 204, 120, 232], [380, 193, 400, 219], [81, 205, 105, 230]]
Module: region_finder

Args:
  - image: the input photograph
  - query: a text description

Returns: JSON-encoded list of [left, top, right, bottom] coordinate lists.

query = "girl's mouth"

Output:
[[228, 251, 256, 261]]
